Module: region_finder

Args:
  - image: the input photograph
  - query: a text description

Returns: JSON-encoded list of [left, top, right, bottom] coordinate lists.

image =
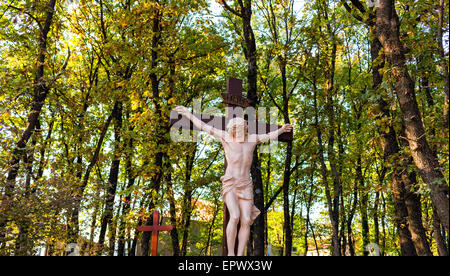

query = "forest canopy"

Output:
[[0, 0, 448, 256]]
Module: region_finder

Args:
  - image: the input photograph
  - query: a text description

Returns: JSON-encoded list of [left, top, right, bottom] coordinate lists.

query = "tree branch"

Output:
[[220, 0, 243, 17], [7, 5, 42, 30], [340, 1, 364, 22], [264, 185, 283, 213], [350, 0, 366, 14], [48, 48, 71, 86]]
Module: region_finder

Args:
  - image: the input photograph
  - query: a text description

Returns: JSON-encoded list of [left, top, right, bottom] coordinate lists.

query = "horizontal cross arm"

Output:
[[137, 226, 154, 232], [170, 112, 293, 142], [155, 225, 174, 231]]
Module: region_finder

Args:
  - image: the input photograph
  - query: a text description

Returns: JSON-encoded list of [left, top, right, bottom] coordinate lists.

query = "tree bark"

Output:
[[397, 126, 433, 256], [358, 154, 370, 256], [139, 7, 168, 256], [375, 0, 449, 231], [181, 146, 196, 256], [98, 101, 123, 252], [303, 180, 313, 256], [313, 81, 340, 256], [432, 208, 449, 256], [117, 121, 136, 256], [370, 34, 417, 256], [281, 58, 293, 257], [437, 0, 449, 127], [3, 0, 57, 207], [165, 159, 180, 256]]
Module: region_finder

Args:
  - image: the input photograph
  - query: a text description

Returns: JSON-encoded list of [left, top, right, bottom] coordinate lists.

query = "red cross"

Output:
[[137, 210, 173, 256]]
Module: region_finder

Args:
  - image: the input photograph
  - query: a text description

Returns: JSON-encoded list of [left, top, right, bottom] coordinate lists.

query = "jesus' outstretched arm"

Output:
[[253, 123, 293, 144], [175, 105, 226, 140]]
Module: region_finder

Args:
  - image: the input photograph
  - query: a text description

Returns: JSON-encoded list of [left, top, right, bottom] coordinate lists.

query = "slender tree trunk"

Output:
[[375, 0, 449, 231], [392, 176, 417, 256], [139, 7, 169, 256], [433, 208, 449, 256], [108, 193, 122, 256], [181, 146, 196, 256], [98, 101, 123, 251], [36, 118, 54, 180], [339, 191, 347, 256], [167, 166, 180, 256], [117, 123, 136, 256], [280, 61, 293, 256], [326, 65, 341, 256], [398, 126, 432, 256], [14, 140, 36, 255], [313, 81, 340, 256], [68, 105, 115, 243], [374, 191, 380, 246], [244, 3, 265, 257], [322, 11, 341, 254], [303, 180, 313, 256], [401, 158, 432, 256], [309, 218, 320, 256], [203, 197, 219, 256], [347, 178, 358, 256], [358, 154, 370, 256], [437, 0, 449, 127], [88, 184, 101, 254], [1, 2, 58, 242]]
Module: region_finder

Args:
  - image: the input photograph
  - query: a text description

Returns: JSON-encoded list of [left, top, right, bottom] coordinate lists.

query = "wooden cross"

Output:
[[170, 77, 293, 256], [137, 210, 173, 256], [170, 78, 293, 142]]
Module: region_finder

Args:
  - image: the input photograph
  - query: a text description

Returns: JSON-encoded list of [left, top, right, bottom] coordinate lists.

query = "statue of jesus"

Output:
[[175, 105, 293, 256]]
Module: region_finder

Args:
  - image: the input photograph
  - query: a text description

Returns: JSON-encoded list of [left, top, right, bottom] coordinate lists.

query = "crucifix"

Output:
[[171, 77, 293, 256], [137, 210, 174, 256]]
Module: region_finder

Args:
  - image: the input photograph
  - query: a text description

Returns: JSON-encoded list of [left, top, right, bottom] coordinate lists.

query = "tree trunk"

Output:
[[347, 176, 358, 256], [374, 191, 380, 246], [370, 26, 435, 255], [98, 101, 123, 251], [398, 127, 432, 256], [432, 208, 449, 256], [313, 81, 340, 256], [139, 7, 168, 256], [370, 34, 417, 256], [243, 2, 265, 257], [358, 154, 370, 256], [281, 60, 293, 256], [1, 2, 58, 240], [303, 180, 313, 256], [117, 121, 136, 256], [68, 105, 115, 243], [375, 0, 449, 231], [166, 165, 180, 256], [181, 146, 196, 256], [392, 175, 417, 256], [437, 0, 449, 127]]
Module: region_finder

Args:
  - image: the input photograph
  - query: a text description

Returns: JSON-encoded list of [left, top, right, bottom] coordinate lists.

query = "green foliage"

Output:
[[0, 0, 448, 256]]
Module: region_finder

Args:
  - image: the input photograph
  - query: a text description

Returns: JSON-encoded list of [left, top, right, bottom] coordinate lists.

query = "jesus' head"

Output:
[[226, 117, 248, 142]]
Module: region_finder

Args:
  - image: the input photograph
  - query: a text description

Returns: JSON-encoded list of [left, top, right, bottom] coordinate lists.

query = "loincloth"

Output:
[[220, 175, 261, 224]]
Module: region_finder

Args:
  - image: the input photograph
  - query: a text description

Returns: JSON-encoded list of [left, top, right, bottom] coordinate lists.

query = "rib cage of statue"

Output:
[[174, 105, 292, 256]]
